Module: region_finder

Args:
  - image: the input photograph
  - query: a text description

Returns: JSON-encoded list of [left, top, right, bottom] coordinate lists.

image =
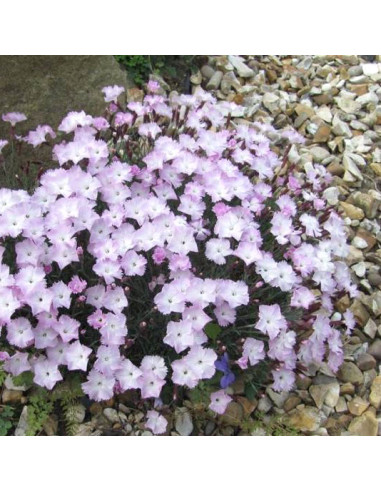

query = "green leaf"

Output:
[[12, 371, 34, 387], [244, 381, 258, 402], [204, 323, 221, 341]]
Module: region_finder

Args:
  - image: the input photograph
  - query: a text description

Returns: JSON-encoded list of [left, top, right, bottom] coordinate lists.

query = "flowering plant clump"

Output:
[[0, 82, 357, 432]]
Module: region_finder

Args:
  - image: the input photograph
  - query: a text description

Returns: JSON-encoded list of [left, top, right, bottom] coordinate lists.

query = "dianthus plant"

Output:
[[0, 83, 356, 424]]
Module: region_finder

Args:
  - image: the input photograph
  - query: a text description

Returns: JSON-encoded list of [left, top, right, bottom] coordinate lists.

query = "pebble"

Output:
[[103, 408, 121, 424], [339, 202, 365, 220], [347, 396, 369, 416], [348, 411, 378, 436], [14, 406, 28, 436], [363, 318, 378, 339], [356, 352, 377, 371], [368, 339, 381, 360], [257, 395, 272, 413], [362, 64, 379, 76], [174, 407, 194, 436], [206, 71, 223, 91], [285, 406, 324, 432], [337, 362, 364, 385], [309, 383, 340, 409], [228, 56, 254, 78], [201, 65, 215, 80], [1, 389, 24, 404], [369, 376, 381, 409]]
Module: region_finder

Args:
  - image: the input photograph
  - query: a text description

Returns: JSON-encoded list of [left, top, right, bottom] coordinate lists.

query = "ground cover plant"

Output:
[[0, 81, 357, 434]]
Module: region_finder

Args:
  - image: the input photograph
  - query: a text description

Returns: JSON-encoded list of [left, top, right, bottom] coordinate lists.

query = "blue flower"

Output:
[[215, 353, 235, 389]]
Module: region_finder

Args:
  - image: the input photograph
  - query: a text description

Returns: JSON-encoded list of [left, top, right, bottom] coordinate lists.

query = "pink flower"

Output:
[[26, 125, 56, 147], [146, 410, 167, 435], [102, 85, 125, 103], [256, 304, 287, 340], [33, 359, 63, 390], [153, 246, 166, 265], [82, 369, 115, 401], [139, 374, 165, 399], [2, 112, 27, 126], [116, 359, 142, 391], [271, 367, 295, 392], [242, 338, 265, 366], [147, 80, 161, 93], [65, 342, 92, 371], [0, 140, 8, 152], [209, 389, 232, 414], [68, 275, 87, 294]]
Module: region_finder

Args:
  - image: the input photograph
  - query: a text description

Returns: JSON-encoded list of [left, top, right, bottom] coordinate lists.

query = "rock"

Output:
[[262, 93, 279, 113], [340, 382, 355, 395], [206, 71, 223, 91], [215, 56, 234, 72], [368, 340, 381, 360], [340, 202, 365, 220], [352, 192, 380, 219], [356, 352, 377, 371], [286, 406, 324, 432], [296, 374, 312, 390], [236, 396, 257, 416], [327, 161, 345, 176], [335, 397, 348, 413], [368, 271, 381, 287], [283, 395, 302, 413], [126, 87, 144, 102], [174, 407, 193, 436], [42, 415, 58, 436], [337, 362, 364, 385], [1, 389, 24, 404], [348, 66, 363, 77], [295, 103, 315, 118], [14, 406, 28, 436], [369, 376, 381, 409], [343, 154, 363, 181], [352, 262, 366, 277], [200, 65, 215, 80], [190, 70, 202, 86], [309, 146, 330, 162], [0, 56, 130, 140], [347, 396, 369, 416], [316, 106, 332, 122], [355, 229, 377, 250], [370, 163, 381, 177], [103, 408, 120, 424], [332, 118, 352, 138], [221, 72, 241, 94], [363, 318, 378, 339], [257, 395, 272, 413], [350, 299, 370, 326], [309, 383, 340, 409], [75, 422, 97, 436], [228, 56, 254, 78], [362, 63, 379, 76], [352, 237, 368, 249], [336, 97, 360, 114], [322, 187, 339, 206], [357, 91, 379, 107], [368, 291, 381, 316], [348, 412, 378, 436], [313, 123, 331, 143], [266, 388, 289, 408]]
